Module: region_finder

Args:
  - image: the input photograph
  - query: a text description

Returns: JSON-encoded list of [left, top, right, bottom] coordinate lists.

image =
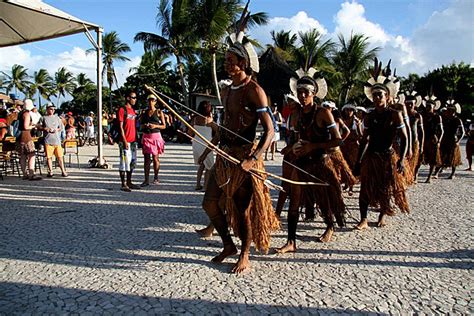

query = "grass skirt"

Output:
[[215, 144, 280, 253], [328, 149, 357, 187], [360, 150, 409, 215], [422, 139, 441, 166], [297, 155, 346, 227], [439, 140, 462, 167], [341, 138, 359, 170]]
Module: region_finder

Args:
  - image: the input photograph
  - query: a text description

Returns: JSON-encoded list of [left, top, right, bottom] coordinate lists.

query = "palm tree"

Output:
[[134, 0, 198, 106], [332, 33, 379, 105], [28, 68, 54, 111], [54, 67, 76, 107], [88, 31, 130, 110], [294, 29, 334, 72], [1, 64, 31, 96], [270, 30, 297, 63], [194, 0, 269, 103]]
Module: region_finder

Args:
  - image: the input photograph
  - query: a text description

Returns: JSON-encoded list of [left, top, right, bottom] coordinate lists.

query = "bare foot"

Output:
[[432, 174, 438, 179], [231, 253, 251, 274], [318, 226, 334, 242], [447, 174, 455, 179], [464, 167, 472, 171], [195, 223, 214, 238], [276, 240, 297, 254], [377, 213, 387, 227], [355, 218, 369, 230], [211, 243, 237, 263]]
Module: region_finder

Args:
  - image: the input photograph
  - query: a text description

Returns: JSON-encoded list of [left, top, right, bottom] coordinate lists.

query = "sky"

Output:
[[1, 0, 473, 97]]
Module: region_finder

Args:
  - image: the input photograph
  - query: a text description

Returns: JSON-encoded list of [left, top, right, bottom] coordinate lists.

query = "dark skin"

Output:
[[119, 93, 138, 190], [422, 103, 444, 183], [140, 98, 166, 185], [405, 100, 425, 182], [200, 51, 274, 274], [355, 88, 408, 229], [276, 88, 342, 253]]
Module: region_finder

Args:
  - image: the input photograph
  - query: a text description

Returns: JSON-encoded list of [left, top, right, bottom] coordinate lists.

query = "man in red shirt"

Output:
[[118, 91, 140, 192]]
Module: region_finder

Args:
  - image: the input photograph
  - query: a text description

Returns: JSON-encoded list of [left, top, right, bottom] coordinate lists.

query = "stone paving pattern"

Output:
[[0, 142, 473, 315]]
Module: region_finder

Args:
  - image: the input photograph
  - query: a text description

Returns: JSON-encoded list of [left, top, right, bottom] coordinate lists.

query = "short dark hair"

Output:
[[197, 100, 212, 117]]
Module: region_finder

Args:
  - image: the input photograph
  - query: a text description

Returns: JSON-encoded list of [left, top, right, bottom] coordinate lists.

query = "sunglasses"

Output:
[[129, 96, 137, 99]]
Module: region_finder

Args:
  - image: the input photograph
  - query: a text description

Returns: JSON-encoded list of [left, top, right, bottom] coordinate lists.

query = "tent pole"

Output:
[[96, 28, 104, 165]]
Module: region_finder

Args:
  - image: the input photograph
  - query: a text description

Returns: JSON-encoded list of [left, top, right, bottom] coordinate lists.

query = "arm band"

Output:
[[256, 107, 268, 113], [326, 122, 337, 129], [396, 123, 405, 129]]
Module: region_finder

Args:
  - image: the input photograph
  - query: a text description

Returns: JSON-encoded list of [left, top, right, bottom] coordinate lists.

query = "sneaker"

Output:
[[128, 183, 141, 190], [140, 182, 150, 187], [120, 186, 131, 192], [61, 173, 68, 177]]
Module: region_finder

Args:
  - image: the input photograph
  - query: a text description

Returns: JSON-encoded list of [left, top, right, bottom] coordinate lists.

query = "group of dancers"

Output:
[[170, 19, 468, 274]]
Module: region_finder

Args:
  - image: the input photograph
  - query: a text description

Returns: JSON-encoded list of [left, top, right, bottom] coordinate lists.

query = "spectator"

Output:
[[39, 103, 68, 177], [139, 94, 166, 186], [85, 111, 95, 145], [118, 90, 140, 192], [16, 99, 41, 180]]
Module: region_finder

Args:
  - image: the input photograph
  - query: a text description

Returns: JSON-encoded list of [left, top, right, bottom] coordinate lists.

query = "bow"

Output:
[[145, 85, 329, 188]]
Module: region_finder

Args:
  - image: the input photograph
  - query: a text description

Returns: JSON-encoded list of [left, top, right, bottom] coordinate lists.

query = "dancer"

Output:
[[277, 67, 346, 253], [354, 59, 409, 229]]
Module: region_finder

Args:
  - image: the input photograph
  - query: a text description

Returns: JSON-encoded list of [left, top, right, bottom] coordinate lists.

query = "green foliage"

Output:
[[400, 62, 473, 120]]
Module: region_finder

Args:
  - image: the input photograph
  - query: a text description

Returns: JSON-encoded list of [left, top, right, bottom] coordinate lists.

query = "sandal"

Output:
[[120, 186, 131, 192], [47, 173, 54, 178], [153, 179, 160, 185], [140, 182, 150, 187]]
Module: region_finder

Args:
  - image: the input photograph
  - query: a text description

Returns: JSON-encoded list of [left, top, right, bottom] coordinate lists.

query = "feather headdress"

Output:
[[226, 1, 259, 73], [424, 94, 442, 110], [446, 99, 461, 114], [289, 67, 328, 99], [364, 58, 399, 101], [403, 90, 423, 108]]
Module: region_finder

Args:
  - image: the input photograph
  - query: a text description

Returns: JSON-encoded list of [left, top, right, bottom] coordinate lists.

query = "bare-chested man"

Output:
[[434, 101, 464, 179], [354, 61, 409, 229], [421, 96, 444, 183], [277, 70, 346, 253], [404, 93, 424, 182], [198, 34, 279, 273]]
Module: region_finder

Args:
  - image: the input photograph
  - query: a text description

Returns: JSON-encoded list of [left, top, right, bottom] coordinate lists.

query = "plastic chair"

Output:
[[63, 139, 80, 168]]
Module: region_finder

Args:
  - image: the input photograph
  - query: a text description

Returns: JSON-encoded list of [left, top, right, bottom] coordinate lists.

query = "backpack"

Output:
[[109, 107, 126, 144]]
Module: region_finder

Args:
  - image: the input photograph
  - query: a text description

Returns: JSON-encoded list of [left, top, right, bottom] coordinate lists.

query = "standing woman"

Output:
[[189, 100, 217, 191], [140, 94, 166, 186]]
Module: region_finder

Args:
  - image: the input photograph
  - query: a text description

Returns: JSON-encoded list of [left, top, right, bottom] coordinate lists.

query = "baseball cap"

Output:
[[147, 94, 157, 100], [46, 103, 56, 109], [24, 99, 34, 111]]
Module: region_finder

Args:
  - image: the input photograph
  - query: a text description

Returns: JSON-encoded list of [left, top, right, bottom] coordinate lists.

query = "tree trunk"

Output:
[[109, 82, 113, 113], [211, 52, 222, 105], [176, 55, 188, 107]]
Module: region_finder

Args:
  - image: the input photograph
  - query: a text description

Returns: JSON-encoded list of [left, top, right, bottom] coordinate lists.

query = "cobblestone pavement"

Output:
[[1, 141, 472, 315]]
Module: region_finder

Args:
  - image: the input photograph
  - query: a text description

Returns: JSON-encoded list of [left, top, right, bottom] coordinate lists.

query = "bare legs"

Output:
[[142, 153, 160, 185], [195, 163, 204, 190]]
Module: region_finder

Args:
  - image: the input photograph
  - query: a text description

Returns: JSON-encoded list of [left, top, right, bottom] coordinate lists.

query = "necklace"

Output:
[[230, 76, 249, 90]]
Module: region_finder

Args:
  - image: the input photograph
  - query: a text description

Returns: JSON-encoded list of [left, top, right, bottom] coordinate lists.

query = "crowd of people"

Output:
[[1, 21, 472, 276]]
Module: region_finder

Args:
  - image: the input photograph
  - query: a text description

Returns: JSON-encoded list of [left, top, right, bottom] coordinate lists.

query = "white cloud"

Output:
[[0, 45, 140, 88], [333, 1, 389, 45], [250, 11, 327, 47], [332, 1, 424, 76], [410, 0, 474, 71]]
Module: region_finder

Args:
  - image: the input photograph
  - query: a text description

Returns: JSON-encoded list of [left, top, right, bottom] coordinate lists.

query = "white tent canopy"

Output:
[[0, 0, 105, 165]]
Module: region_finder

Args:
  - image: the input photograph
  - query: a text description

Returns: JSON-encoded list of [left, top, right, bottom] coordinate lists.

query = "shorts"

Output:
[[45, 144, 64, 158], [119, 142, 137, 172], [16, 140, 36, 155]]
